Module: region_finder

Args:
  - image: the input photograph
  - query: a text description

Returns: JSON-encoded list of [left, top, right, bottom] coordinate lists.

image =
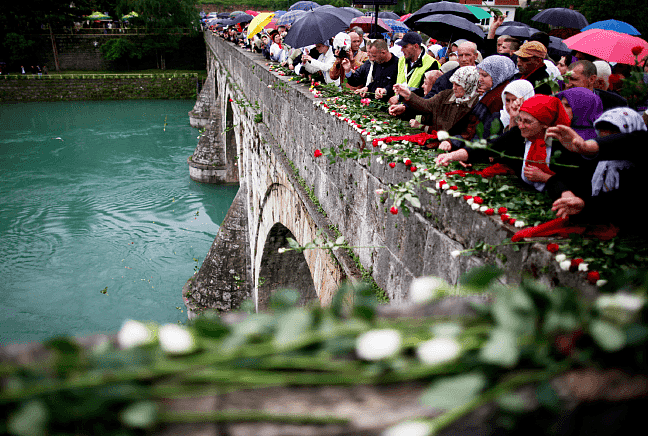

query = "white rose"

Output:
[[382, 421, 433, 436], [578, 262, 589, 272], [450, 250, 462, 258], [377, 157, 384, 164], [441, 183, 450, 190], [471, 203, 480, 210], [514, 220, 525, 228], [614, 293, 646, 311], [416, 337, 461, 365], [437, 131, 450, 141], [559, 260, 571, 271], [278, 247, 287, 253], [479, 205, 489, 212], [159, 324, 196, 354], [356, 329, 401, 360], [409, 277, 448, 303], [453, 191, 462, 197], [596, 279, 608, 287], [117, 320, 156, 349], [555, 254, 567, 263], [466, 198, 474, 205], [445, 189, 454, 195]]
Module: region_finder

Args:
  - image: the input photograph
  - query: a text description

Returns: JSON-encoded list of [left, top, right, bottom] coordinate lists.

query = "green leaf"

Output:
[[459, 265, 503, 290], [120, 401, 159, 429], [8, 400, 48, 436], [590, 319, 626, 352], [287, 238, 300, 250], [408, 195, 421, 208], [479, 328, 520, 368], [335, 236, 345, 245], [193, 311, 230, 339], [536, 383, 561, 412], [275, 308, 312, 347], [270, 289, 301, 312], [497, 392, 529, 413], [420, 372, 486, 410]]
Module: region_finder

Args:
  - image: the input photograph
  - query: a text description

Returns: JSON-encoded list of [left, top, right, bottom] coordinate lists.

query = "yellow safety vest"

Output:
[[396, 53, 439, 89]]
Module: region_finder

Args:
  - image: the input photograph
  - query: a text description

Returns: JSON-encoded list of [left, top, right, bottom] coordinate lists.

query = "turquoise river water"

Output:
[[0, 100, 238, 345]]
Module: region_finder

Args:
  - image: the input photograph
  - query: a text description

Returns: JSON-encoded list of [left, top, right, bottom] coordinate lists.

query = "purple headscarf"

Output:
[[555, 88, 604, 140]]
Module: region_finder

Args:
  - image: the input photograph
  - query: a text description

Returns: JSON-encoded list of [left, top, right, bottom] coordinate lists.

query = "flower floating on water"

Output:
[[356, 329, 401, 360]]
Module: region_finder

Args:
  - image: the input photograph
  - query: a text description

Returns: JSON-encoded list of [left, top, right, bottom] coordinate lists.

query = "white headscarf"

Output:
[[499, 79, 535, 128], [591, 108, 647, 196], [448, 66, 480, 104]]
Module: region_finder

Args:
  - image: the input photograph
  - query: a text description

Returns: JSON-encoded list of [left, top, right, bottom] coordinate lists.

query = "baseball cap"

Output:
[[396, 31, 423, 47], [514, 41, 547, 58]]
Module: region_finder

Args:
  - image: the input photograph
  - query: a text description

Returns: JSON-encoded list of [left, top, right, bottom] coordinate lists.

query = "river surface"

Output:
[[0, 100, 238, 345]]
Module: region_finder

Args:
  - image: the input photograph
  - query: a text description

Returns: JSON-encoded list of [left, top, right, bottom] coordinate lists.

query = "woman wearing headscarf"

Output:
[[392, 66, 481, 149], [555, 87, 603, 141], [499, 79, 535, 131], [437, 95, 576, 192], [547, 108, 648, 234]]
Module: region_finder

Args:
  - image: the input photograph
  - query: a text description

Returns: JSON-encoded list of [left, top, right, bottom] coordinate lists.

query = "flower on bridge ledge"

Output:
[[390, 206, 399, 215], [314, 149, 322, 158], [360, 98, 371, 106]]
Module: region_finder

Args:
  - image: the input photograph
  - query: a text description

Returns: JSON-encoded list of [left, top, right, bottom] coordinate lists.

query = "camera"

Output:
[[332, 32, 351, 59], [335, 48, 348, 59]]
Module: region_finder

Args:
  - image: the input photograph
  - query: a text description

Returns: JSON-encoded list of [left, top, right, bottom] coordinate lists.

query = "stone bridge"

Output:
[[183, 32, 593, 316]]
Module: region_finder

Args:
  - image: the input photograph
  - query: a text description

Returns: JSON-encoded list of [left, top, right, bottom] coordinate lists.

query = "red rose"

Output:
[[631, 45, 643, 56], [463, 195, 472, 201], [498, 207, 507, 215], [385, 138, 392, 143], [547, 243, 560, 253], [405, 159, 412, 166], [228, 98, 233, 102], [450, 185, 458, 190], [473, 196, 483, 204], [501, 214, 510, 222], [587, 271, 600, 284], [571, 258, 584, 268], [439, 180, 447, 187], [372, 140, 379, 147], [312, 81, 320, 87], [314, 149, 322, 158], [410, 166, 417, 172], [390, 206, 398, 215], [484, 208, 494, 216], [389, 162, 396, 168], [508, 218, 516, 225]]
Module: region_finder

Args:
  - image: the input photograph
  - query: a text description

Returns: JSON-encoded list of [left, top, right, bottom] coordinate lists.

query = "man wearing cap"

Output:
[[388, 31, 439, 106], [513, 41, 553, 95]]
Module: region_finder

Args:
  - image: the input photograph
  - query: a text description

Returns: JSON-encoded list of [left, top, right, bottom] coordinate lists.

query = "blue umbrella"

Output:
[[531, 8, 588, 30], [276, 9, 306, 26], [382, 19, 409, 34], [288, 1, 320, 12], [581, 19, 641, 35], [283, 8, 350, 48], [274, 10, 288, 18]]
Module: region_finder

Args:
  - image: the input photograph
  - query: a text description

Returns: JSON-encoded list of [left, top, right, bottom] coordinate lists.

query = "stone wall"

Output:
[[199, 32, 596, 306], [0, 76, 199, 102]]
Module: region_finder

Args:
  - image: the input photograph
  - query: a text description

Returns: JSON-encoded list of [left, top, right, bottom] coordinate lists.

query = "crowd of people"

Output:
[[213, 16, 648, 237]]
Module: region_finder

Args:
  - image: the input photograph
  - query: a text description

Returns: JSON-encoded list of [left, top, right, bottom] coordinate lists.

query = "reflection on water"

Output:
[[0, 101, 238, 344]]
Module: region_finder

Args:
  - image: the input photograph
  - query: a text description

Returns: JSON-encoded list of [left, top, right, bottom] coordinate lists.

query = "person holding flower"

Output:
[[393, 66, 480, 150], [436, 95, 576, 193]]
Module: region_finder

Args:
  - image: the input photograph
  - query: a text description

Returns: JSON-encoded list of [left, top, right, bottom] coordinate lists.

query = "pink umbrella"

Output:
[[399, 13, 412, 22], [350, 16, 392, 33], [564, 29, 648, 65], [245, 10, 259, 16]]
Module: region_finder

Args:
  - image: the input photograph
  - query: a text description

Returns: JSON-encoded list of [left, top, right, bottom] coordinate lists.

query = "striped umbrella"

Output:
[[288, 1, 320, 12], [276, 9, 306, 26], [382, 19, 409, 34]]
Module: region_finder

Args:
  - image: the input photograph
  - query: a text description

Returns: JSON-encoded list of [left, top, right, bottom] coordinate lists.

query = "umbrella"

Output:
[[563, 29, 648, 65], [531, 8, 588, 30], [341, 7, 364, 18], [382, 19, 409, 35], [288, 1, 320, 12], [499, 21, 532, 28], [405, 1, 479, 28], [414, 14, 485, 44], [399, 13, 412, 22], [495, 24, 539, 40], [548, 36, 571, 57], [283, 8, 350, 48], [274, 10, 288, 18], [276, 9, 306, 26], [465, 5, 491, 21], [247, 12, 275, 39], [581, 19, 641, 36], [378, 12, 401, 20], [230, 11, 245, 17], [217, 12, 231, 19], [121, 11, 138, 20], [86, 11, 111, 20], [229, 14, 254, 25], [351, 16, 392, 33], [313, 5, 359, 23], [245, 10, 259, 17]]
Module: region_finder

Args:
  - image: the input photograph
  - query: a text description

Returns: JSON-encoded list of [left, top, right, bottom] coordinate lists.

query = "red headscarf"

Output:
[[519, 95, 571, 175]]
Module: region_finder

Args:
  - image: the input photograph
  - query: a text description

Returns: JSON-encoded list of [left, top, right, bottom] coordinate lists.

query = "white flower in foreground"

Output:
[[437, 130, 450, 141], [278, 247, 287, 253], [450, 250, 462, 258], [416, 337, 461, 365], [479, 205, 489, 212], [159, 324, 196, 354], [514, 220, 525, 228], [578, 262, 589, 272], [555, 254, 567, 263], [445, 189, 454, 195], [559, 260, 571, 271], [596, 279, 608, 287], [117, 320, 156, 349], [466, 198, 474, 205], [471, 203, 480, 210], [409, 276, 448, 303], [441, 183, 450, 190], [452, 191, 462, 197], [382, 421, 433, 436], [614, 293, 646, 311], [356, 329, 401, 360]]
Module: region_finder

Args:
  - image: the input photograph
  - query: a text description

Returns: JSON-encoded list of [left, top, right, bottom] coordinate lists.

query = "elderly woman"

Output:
[[393, 66, 481, 149], [268, 30, 286, 63], [437, 95, 575, 193]]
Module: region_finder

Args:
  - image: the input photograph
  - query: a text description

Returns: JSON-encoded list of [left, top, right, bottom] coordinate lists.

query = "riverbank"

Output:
[[0, 73, 204, 102]]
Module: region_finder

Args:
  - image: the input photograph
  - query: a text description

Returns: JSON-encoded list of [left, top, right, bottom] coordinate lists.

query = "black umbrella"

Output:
[[217, 12, 230, 19], [531, 8, 588, 30], [227, 13, 254, 25], [405, 1, 479, 28], [313, 5, 360, 23], [283, 8, 351, 48], [340, 7, 363, 18], [378, 11, 400, 20], [288, 1, 320, 12], [415, 14, 485, 44], [499, 21, 532, 28], [548, 36, 571, 57], [495, 24, 539, 40]]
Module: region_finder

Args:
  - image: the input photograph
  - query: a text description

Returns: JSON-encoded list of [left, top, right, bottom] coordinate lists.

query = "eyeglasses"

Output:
[[515, 117, 538, 126]]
